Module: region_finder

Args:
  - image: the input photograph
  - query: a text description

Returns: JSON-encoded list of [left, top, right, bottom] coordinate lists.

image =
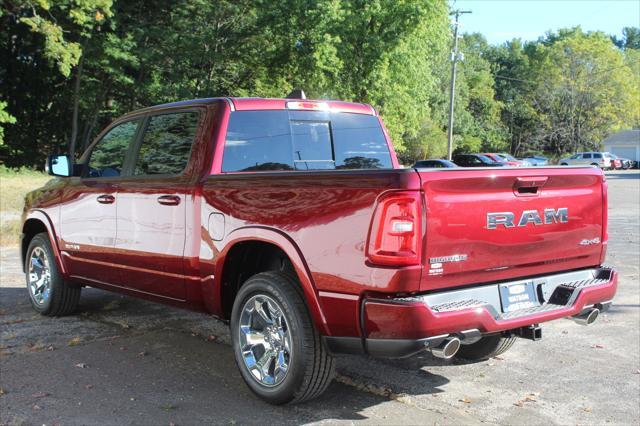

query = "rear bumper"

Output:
[[323, 266, 617, 358]]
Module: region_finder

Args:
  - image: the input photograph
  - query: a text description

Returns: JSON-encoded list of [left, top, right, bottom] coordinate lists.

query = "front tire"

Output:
[[25, 233, 80, 316], [454, 334, 517, 361], [230, 271, 335, 404]]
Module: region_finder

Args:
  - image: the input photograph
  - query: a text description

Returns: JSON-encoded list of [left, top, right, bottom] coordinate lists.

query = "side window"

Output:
[[593, 153, 602, 159], [88, 120, 140, 177], [133, 112, 200, 175], [583, 153, 592, 159]]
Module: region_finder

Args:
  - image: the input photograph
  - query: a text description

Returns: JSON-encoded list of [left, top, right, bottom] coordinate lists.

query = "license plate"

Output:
[[499, 281, 538, 313]]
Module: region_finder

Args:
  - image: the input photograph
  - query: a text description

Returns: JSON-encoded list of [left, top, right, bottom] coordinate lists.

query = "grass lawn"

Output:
[[0, 166, 51, 246]]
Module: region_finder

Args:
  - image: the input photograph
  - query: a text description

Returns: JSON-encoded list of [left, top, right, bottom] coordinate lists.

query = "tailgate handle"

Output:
[[514, 176, 548, 196]]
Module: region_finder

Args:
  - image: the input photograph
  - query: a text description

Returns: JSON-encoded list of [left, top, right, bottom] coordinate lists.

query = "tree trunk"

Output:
[[69, 53, 85, 160]]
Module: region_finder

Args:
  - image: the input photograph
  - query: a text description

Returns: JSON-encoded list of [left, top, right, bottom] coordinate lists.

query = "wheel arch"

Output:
[[214, 227, 329, 335], [21, 211, 66, 275]]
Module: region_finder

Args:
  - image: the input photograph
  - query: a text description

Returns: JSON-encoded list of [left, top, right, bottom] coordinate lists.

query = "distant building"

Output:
[[602, 129, 640, 162]]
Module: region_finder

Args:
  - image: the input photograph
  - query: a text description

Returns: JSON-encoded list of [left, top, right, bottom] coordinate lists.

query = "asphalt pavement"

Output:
[[1, 170, 638, 425]]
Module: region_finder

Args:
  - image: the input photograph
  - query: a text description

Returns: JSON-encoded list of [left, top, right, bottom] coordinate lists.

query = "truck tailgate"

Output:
[[418, 167, 605, 291]]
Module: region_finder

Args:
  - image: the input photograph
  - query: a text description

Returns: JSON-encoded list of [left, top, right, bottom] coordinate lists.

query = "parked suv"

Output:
[[23, 97, 617, 404], [559, 152, 612, 169]]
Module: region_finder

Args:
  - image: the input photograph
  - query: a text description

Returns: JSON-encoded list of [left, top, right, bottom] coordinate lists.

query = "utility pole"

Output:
[[447, 9, 471, 160]]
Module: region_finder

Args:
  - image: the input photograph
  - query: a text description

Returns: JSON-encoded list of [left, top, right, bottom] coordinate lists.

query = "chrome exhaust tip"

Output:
[[572, 308, 600, 326], [430, 337, 461, 359]]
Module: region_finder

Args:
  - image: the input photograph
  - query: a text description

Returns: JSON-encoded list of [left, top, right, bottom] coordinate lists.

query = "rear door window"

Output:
[[593, 153, 602, 159], [221, 110, 392, 172], [133, 112, 200, 175]]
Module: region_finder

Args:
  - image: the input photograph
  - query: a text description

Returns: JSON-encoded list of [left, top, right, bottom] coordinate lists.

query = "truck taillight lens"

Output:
[[366, 192, 422, 266]]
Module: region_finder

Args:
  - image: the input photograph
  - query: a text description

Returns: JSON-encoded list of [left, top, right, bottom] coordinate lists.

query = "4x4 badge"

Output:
[[579, 238, 600, 246]]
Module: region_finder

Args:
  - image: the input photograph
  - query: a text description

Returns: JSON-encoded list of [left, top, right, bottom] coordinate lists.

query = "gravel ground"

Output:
[[1, 170, 638, 425]]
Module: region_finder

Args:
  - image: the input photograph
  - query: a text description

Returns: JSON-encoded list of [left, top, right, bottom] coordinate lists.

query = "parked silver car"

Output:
[[559, 152, 612, 169]]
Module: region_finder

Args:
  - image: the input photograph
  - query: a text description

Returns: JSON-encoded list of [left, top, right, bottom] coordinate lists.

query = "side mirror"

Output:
[[46, 154, 71, 177]]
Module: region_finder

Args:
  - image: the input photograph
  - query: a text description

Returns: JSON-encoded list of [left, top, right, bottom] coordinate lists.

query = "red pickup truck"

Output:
[[22, 97, 617, 404]]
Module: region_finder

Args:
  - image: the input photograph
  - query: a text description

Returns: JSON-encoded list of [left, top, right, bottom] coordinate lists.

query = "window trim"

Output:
[[125, 108, 203, 179]]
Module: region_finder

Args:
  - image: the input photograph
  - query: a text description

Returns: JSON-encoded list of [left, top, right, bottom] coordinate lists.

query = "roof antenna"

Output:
[[286, 89, 306, 99]]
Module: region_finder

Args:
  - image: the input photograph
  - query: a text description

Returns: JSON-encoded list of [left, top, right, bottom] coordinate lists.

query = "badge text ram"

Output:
[[487, 208, 569, 229]]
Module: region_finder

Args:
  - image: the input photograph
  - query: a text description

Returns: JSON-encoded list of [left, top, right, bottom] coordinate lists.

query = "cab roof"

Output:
[[131, 97, 376, 116]]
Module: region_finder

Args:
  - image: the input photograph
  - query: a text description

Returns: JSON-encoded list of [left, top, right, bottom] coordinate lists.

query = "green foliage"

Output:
[[488, 27, 639, 156], [0, 100, 17, 145], [0, 1, 638, 167], [13, 0, 113, 76]]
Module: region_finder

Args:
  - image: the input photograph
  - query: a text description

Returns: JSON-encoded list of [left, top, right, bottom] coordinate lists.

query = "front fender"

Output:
[[22, 210, 67, 275]]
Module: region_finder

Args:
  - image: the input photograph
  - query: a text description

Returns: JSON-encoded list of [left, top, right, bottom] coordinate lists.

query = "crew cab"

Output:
[[22, 97, 617, 404]]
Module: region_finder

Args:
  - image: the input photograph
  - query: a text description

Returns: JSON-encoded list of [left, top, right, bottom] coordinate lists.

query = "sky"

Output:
[[449, 0, 640, 45]]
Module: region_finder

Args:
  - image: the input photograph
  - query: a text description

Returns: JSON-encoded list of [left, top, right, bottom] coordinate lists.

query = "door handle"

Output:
[[513, 176, 548, 196], [96, 194, 115, 204], [157, 195, 181, 206]]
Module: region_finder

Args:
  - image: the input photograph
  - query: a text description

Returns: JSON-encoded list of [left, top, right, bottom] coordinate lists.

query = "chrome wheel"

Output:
[[28, 246, 51, 305], [238, 294, 292, 387]]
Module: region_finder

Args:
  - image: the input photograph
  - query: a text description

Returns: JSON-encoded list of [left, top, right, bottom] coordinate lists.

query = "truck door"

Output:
[[113, 110, 202, 300], [59, 119, 142, 284]]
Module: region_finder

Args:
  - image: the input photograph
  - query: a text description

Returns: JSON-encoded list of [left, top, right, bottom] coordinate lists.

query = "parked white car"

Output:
[[559, 152, 612, 169]]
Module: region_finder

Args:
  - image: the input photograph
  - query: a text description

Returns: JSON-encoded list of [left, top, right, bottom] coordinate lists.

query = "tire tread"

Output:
[[231, 271, 334, 404], [27, 233, 80, 316]]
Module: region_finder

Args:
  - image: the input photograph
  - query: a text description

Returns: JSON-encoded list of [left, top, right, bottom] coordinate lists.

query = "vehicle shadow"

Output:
[[0, 286, 456, 424]]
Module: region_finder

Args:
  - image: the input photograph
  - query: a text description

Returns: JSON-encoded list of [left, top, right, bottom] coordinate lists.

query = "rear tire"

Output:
[[560, 163, 568, 166], [455, 335, 517, 361], [230, 271, 335, 404], [25, 233, 80, 316]]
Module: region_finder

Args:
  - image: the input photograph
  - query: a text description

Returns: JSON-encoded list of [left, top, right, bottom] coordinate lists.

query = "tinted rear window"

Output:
[[222, 110, 392, 172]]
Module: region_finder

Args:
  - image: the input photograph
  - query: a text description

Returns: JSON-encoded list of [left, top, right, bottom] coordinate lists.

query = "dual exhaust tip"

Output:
[[430, 337, 461, 359], [428, 307, 600, 359], [571, 307, 600, 326]]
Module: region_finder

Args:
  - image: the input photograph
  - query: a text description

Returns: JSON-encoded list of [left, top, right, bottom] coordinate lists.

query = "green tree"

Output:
[[530, 28, 638, 154], [612, 26, 640, 50]]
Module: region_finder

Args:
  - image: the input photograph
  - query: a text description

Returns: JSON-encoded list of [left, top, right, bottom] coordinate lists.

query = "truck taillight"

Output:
[[366, 191, 422, 266]]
